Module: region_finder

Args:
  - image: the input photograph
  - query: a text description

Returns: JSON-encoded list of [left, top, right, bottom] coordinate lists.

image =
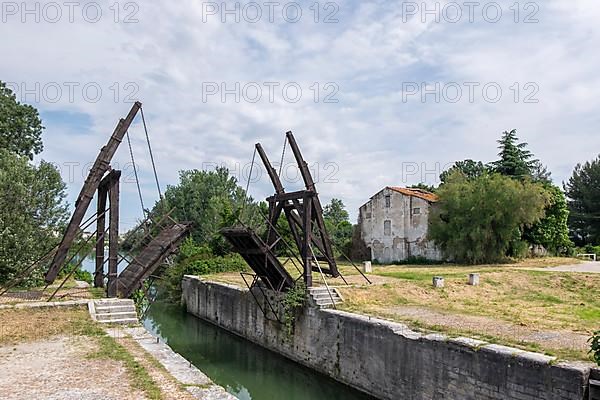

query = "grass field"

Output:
[[205, 257, 600, 361]]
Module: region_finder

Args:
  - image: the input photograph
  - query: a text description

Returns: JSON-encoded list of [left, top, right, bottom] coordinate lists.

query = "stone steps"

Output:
[[90, 299, 138, 325], [308, 287, 343, 309], [95, 305, 134, 314]]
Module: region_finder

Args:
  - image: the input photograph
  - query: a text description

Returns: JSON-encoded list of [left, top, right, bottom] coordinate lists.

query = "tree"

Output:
[[0, 149, 69, 285], [323, 198, 349, 226], [488, 129, 571, 253], [428, 172, 550, 264], [440, 159, 487, 184], [0, 81, 44, 160], [409, 183, 437, 193], [489, 129, 537, 178], [148, 167, 258, 255], [564, 156, 600, 245], [531, 160, 552, 184], [523, 185, 572, 254], [323, 198, 352, 256]]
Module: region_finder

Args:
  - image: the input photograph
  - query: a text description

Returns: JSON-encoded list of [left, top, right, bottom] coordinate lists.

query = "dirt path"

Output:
[[386, 306, 590, 353], [113, 333, 198, 400], [0, 335, 145, 400], [531, 261, 600, 273]]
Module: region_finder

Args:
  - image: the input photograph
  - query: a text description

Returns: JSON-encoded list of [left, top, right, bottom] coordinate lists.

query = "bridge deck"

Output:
[[117, 223, 191, 298], [222, 227, 295, 292]]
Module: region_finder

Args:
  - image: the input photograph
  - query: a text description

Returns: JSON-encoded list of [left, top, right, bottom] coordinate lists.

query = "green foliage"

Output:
[[489, 129, 538, 178], [132, 281, 152, 316], [440, 159, 487, 184], [0, 81, 44, 160], [158, 237, 248, 302], [282, 282, 306, 337], [409, 183, 437, 193], [60, 262, 93, 284], [489, 130, 571, 253], [589, 331, 600, 366], [564, 155, 600, 246], [585, 244, 600, 255], [88, 333, 162, 399], [149, 167, 260, 255], [323, 198, 352, 257], [523, 185, 572, 254], [429, 173, 550, 264], [439, 130, 571, 255], [0, 149, 69, 286]]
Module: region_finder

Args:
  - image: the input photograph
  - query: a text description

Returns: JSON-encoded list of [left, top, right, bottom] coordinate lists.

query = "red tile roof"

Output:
[[388, 187, 439, 203]]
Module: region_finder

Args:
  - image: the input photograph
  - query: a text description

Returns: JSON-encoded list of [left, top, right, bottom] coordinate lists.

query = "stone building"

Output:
[[357, 187, 442, 263]]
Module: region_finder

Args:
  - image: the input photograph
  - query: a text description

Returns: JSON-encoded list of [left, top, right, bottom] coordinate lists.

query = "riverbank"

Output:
[[183, 276, 597, 400], [0, 301, 234, 399]]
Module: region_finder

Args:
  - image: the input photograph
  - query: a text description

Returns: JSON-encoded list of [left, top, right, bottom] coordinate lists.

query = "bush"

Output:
[[157, 238, 248, 302], [584, 245, 600, 256], [589, 331, 600, 366], [59, 259, 93, 284]]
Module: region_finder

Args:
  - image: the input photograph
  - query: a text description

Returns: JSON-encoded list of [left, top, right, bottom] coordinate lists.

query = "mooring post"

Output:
[[107, 171, 121, 297]]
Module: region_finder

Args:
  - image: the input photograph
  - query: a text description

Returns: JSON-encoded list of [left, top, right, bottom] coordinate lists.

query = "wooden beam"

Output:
[[94, 185, 107, 288], [107, 171, 121, 297], [303, 193, 312, 287], [267, 190, 315, 203], [256, 143, 285, 194]]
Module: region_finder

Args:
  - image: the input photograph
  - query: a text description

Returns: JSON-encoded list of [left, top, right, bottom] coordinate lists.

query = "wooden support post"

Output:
[[302, 195, 312, 287], [94, 186, 108, 288], [107, 171, 121, 297]]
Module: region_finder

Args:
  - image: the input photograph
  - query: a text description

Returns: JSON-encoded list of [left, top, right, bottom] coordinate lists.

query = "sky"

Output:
[[1, 0, 599, 229]]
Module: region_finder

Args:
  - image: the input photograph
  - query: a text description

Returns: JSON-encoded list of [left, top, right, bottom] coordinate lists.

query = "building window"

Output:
[[385, 195, 391, 208], [366, 212, 372, 219], [384, 220, 391, 236], [413, 208, 421, 215]]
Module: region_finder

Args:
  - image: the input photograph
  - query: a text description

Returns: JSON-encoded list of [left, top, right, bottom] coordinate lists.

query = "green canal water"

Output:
[[143, 302, 377, 400]]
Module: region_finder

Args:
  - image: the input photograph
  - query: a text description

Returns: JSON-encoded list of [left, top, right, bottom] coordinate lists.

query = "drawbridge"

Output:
[[222, 132, 371, 319], [0, 102, 190, 302]]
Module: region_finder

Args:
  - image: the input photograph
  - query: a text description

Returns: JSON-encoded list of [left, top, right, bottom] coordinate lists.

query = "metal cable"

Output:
[[126, 129, 146, 215], [140, 107, 163, 201], [240, 148, 257, 225], [278, 135, 287, 179]]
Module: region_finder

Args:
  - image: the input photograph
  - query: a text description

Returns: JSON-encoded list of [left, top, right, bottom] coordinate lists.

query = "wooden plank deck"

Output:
[[222, 227, 295, 292], [117, 223, 190, 298]]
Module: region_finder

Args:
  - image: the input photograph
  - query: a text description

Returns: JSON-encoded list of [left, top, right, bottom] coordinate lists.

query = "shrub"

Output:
[[584, 245, 600, 256], [157, 237, 248, 302]]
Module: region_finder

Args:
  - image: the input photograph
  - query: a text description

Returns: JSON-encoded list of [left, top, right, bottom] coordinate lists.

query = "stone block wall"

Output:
[[182, 276, 592, 400]]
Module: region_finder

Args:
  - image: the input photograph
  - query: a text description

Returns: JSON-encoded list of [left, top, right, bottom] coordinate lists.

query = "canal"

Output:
[[143, 302, 377, 400]]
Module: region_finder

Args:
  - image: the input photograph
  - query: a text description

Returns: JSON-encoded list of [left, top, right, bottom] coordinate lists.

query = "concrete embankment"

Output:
[[182, 276, 597, 400]]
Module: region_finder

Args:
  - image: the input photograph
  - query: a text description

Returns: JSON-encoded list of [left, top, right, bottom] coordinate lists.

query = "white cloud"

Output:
[[1, 0, 598, 227]]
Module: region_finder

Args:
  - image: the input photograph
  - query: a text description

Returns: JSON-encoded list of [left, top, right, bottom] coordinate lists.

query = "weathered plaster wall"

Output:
[[182, 277, 592, 400], [358, 188, 441, 262]]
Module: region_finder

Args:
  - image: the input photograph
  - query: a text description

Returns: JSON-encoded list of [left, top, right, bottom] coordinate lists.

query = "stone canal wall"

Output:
[[182, 276, 594, 400]]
